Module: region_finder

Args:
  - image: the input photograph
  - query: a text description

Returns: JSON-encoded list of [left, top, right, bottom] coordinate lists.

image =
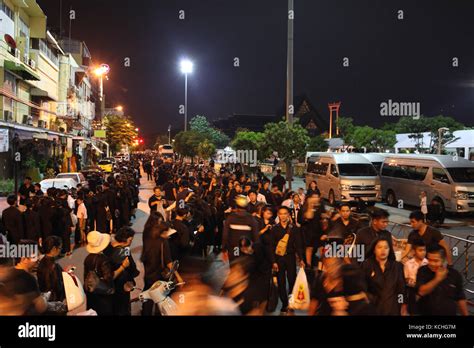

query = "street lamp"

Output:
[[168, 125, 171, 144], [94, 64, 110, 119], [437, 127, 449, 154], [116, 105, 123, 112], [180, 59, 193, 131]]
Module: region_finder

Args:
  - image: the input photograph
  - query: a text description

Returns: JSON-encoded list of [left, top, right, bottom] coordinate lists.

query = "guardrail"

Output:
[[388, 222, 474, 312], [388, 222, 474, 283]]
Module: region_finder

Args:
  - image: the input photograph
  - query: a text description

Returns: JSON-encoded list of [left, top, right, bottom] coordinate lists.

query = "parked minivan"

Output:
[[380, 154, 474, 213], [360, 153, 388, 174], [305, 153, 382, 206]]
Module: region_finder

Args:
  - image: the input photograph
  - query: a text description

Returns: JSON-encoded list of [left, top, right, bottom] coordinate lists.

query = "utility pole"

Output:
[[286, 0, 294, 124]]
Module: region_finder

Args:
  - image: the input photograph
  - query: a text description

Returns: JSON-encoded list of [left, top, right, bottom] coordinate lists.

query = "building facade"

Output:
[[0, 0, 100, 181]]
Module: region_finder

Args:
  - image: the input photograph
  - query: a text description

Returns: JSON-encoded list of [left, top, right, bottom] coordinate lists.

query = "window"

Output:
[[406, 166, 429, 181], [447, 168, 474, 183], [37, 39, 59, 66], [432, 167, 450, 183], [337, 164, 378, 176], [315, 162, 329, 175], [330, 164, 339, 177], [0, 0, 14, 20], [19, 17, 30, 38], [381, 163, 395, 177]]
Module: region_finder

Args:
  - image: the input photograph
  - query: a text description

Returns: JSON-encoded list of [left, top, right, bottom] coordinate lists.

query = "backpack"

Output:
[[84, 254, 115, 295]]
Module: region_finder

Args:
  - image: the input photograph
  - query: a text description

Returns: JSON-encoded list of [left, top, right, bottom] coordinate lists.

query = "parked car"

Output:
[[40, 178, 78, 192], [98, 159, 114, 173], [81, 165, 104, 178], [305, 153, 382, 206], [380, 154, 474, 214], [56, 172, 88, 187]]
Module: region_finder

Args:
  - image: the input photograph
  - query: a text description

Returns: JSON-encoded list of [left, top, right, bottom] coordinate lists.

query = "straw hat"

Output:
[[86, 231, 111, 254]]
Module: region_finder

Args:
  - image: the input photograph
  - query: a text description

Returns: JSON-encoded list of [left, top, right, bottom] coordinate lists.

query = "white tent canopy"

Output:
[[394, 130, 474, 159]]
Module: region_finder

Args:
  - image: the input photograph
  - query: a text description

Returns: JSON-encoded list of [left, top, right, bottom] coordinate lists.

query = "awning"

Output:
[[32, 133, 48, 140], [31, 87, 57, 101], [90, 142, 103, 154], [4, 60, 41, 81]]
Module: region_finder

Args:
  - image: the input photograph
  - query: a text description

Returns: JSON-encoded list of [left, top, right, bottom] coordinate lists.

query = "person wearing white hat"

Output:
[[83, 231, 129, 315]]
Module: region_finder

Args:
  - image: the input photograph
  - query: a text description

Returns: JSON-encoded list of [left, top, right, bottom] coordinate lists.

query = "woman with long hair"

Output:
[[361, 237, 407, 315], [37, 236, 66, 314]]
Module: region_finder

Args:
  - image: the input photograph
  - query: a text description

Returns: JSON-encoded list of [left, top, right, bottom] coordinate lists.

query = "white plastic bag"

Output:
[[289, 268, 310, 310]]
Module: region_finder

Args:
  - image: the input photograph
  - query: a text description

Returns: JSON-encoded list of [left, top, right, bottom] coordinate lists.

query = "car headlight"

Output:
[[454, 191, 469, 200], [340, 184, 351, 191]]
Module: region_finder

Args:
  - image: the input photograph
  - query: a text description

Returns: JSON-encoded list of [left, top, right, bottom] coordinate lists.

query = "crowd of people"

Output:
[[0, 153, 469, 316]]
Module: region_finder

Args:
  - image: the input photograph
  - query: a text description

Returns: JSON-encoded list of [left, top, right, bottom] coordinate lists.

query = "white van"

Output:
[[380, 154, 474, 213], [305, 153, 382, 206], [159, 144, 174, 158], [360, 153, 388, 174]]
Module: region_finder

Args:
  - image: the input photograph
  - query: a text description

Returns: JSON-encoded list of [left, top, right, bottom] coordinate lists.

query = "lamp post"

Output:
[[180, 59, 193, 131], [168, 125, 171, 144], [94, 64, 110, 120], [437, 127, 449, 154]]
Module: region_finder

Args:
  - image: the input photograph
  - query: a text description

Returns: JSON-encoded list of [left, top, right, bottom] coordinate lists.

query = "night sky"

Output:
[[37, 0, 474, 143]]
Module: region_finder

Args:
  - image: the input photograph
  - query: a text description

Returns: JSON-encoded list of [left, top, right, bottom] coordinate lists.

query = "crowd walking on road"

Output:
[[0, 153, 469, 316]]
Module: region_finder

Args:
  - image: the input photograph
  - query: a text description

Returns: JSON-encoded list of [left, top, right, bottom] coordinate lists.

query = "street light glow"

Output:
[[94, 66, 108, 76], [180, 59, 193, 74], [116, 105, 123, 112]]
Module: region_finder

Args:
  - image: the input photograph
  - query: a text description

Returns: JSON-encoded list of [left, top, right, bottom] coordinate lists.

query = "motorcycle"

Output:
[[131, 261, 184, 315]]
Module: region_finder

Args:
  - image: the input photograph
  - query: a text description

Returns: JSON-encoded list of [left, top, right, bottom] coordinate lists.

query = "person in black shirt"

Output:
[[222, 195, 259, 261], [37, 236, 66, 313], [329, 203, 360, 240], [361, 237, 407, 315], [148, 186, 168, 217], [402, 210, 452, 265], [259, 180, 273, 205], [18, 176, 34, 206], [271, 169, 286, 192], [306, 180, 320, 197], [2, 194, 24, 244], [301, 192, 326, 267], [270, 206, 305, 314], [246, 190, 259, 216], [170, 207, 191, 260], [162, 176, 177, 203], [103, 227, 139, 316], [141, 221, 183, 315], [33, 183, 44, 197], [22, 199, 41, 242], [309, 256, 376, 316], [416, 246, 468, 316], [356, 208, 393, 259]]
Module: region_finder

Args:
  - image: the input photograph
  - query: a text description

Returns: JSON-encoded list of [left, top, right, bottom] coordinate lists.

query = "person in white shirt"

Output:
[[76, 196, 88, 247], [297, 188, 306, 205], [404, 239, 428, 315]]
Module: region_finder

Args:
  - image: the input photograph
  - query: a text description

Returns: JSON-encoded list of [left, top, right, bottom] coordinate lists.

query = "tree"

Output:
[[154, 134, 170, 149], [307, 134, 328, 151], [103, 114, 138, 154], [230, 130, 269, 161], [336, 116, 355, 144], [174, 130, 206, 159], [390, 115, 464, 153], [197, 138, 216, 159], [263, 121, 310, 189], [189, 115, 230, 148]]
